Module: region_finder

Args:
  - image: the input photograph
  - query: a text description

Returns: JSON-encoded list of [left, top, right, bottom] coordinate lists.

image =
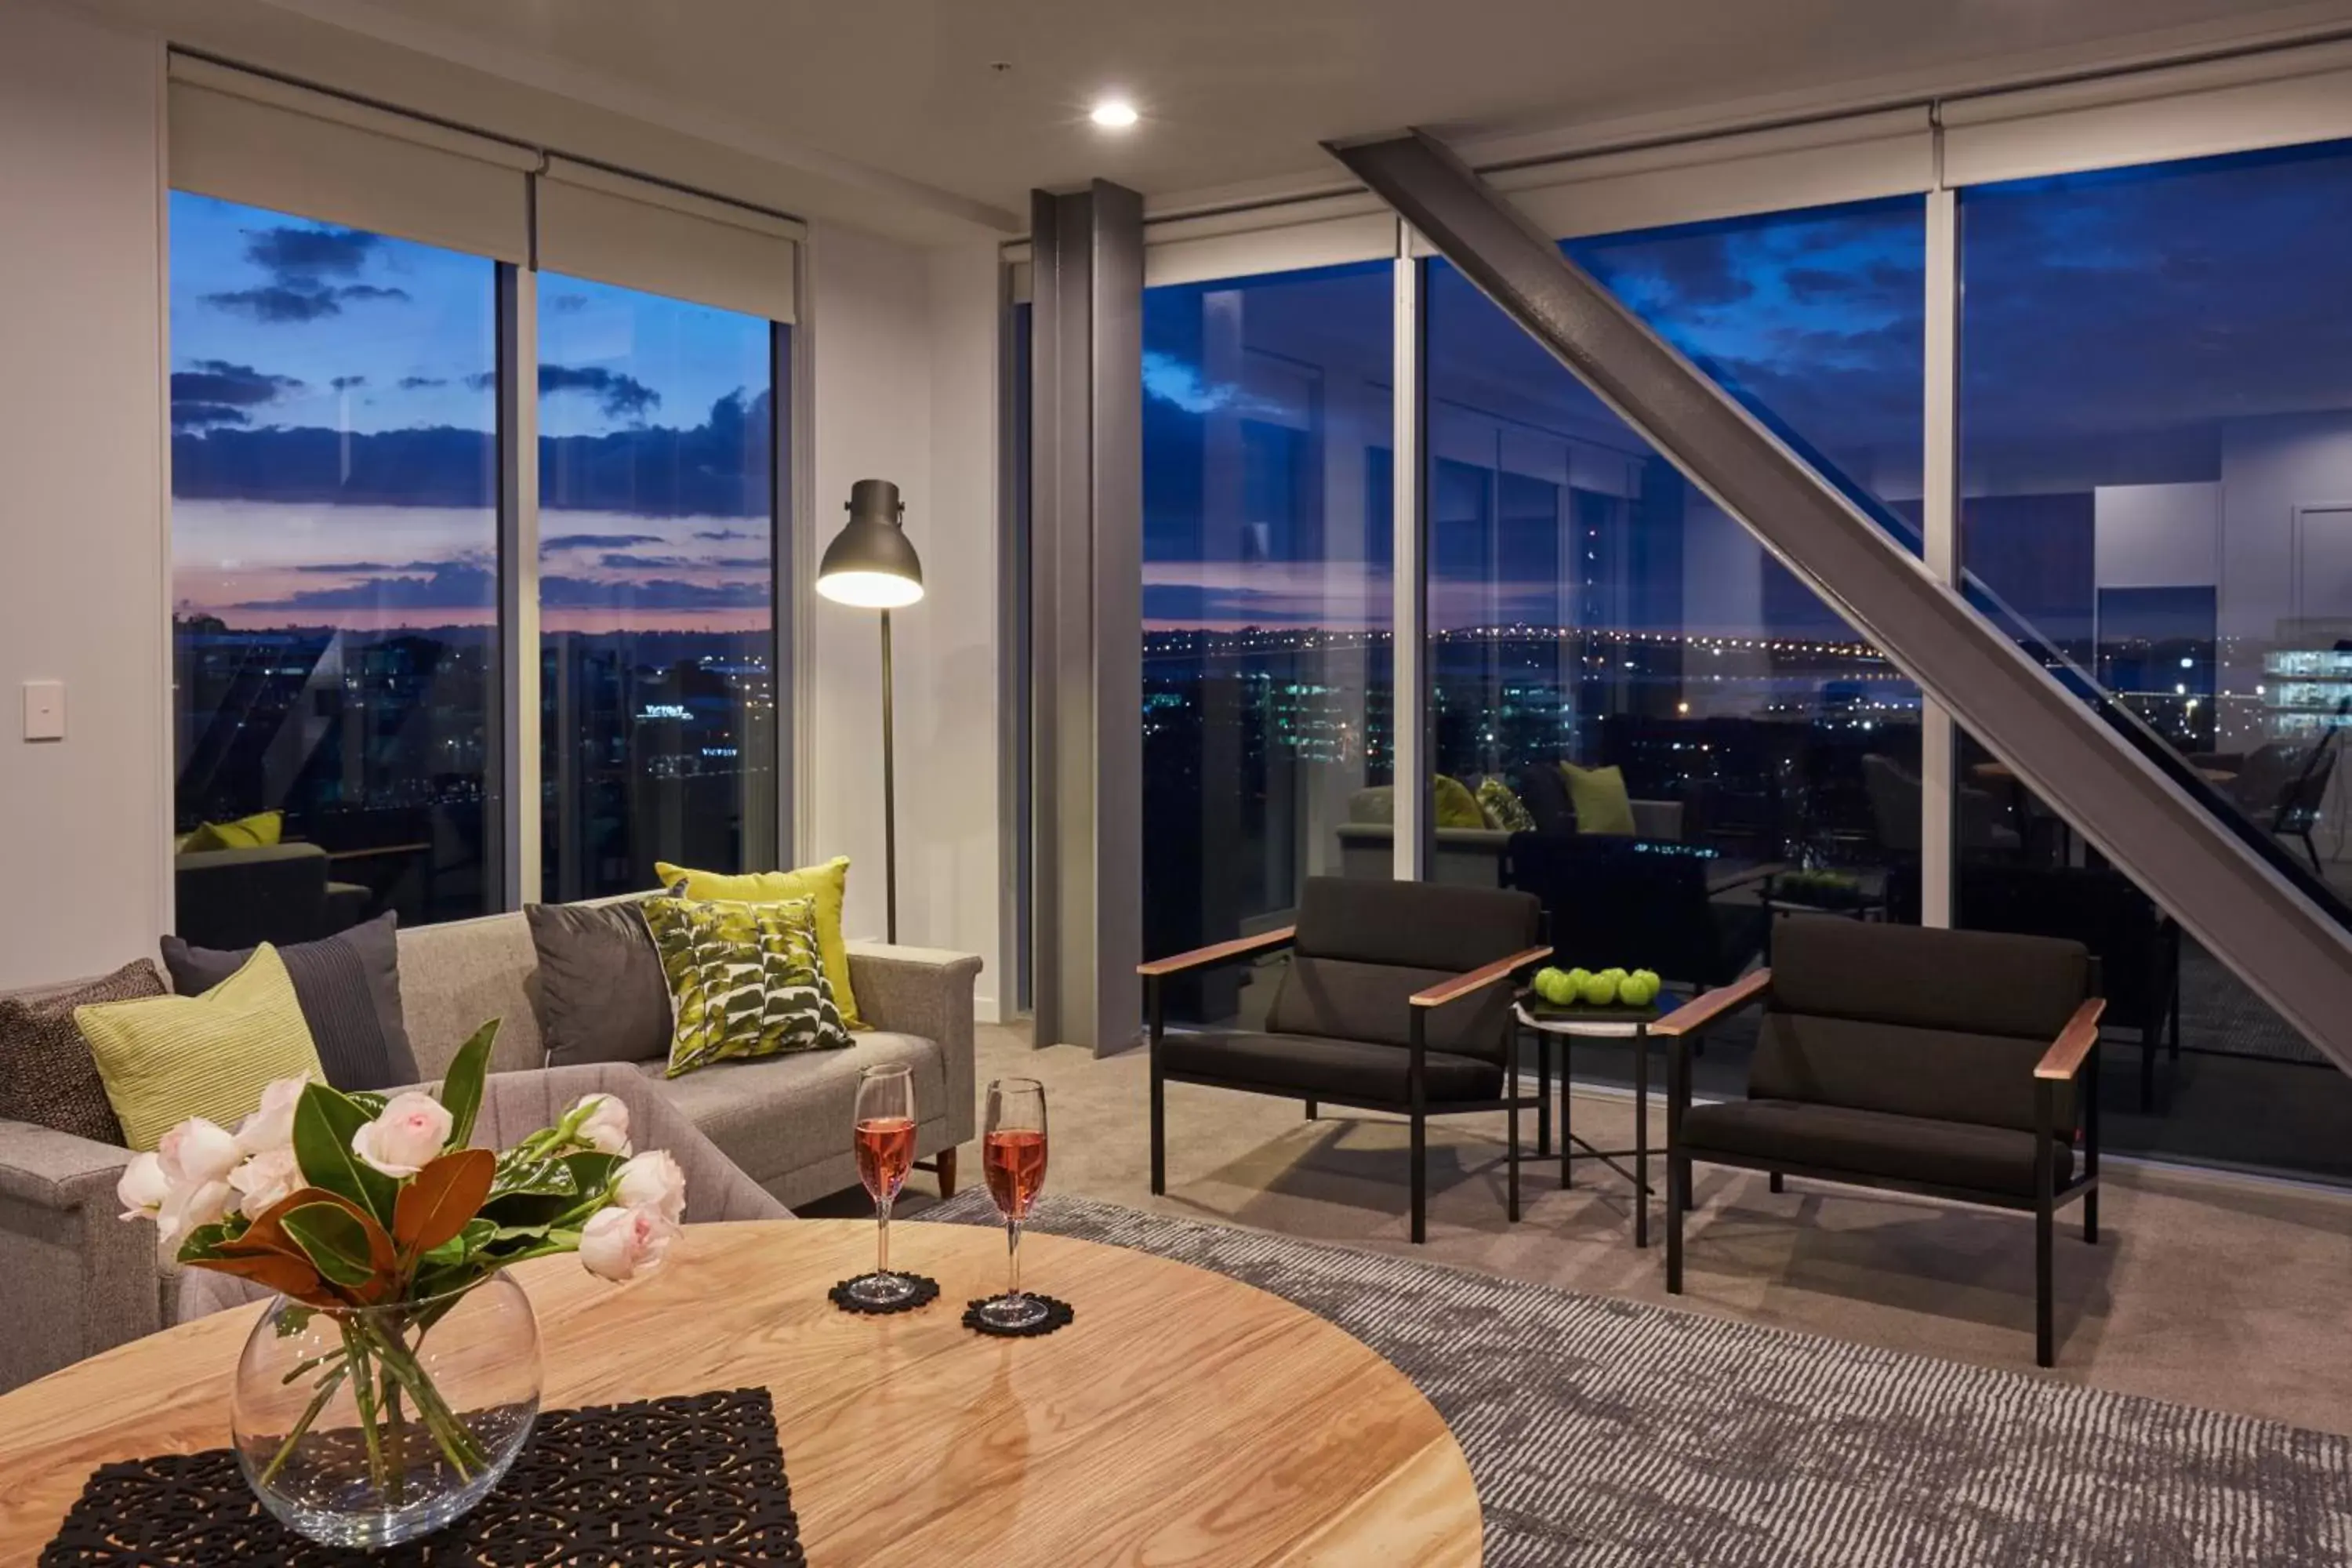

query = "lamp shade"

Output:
[[817, 478, 924, 608]]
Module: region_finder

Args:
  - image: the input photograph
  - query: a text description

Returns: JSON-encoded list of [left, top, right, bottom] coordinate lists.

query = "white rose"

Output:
[[350, 1091, 453, 1178], [117, 1151, 170, 1220], [228, 1145, 304, 1218], [154, 1175, 232, 1264], [570, 1093, 632, 1156], [613, 1150, 687, 1225], [158, 1118, 242, 1189], [578, 1203, 677, 1283], [236, 1076, 307, 1155]]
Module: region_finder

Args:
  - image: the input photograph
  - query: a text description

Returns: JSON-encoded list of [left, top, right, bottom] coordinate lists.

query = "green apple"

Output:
[[1599, 967, 1628, 987], [1621, 970, 1661, 1007], [1562, 967, 1591, 996], [1532, 967, 1570, 1005], [1578, 970, 1618, 1006]]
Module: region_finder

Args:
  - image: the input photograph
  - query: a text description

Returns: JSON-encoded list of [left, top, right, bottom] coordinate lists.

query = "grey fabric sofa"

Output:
[[175, 1061, 792, 1322], [0, 909, 981, 1392]]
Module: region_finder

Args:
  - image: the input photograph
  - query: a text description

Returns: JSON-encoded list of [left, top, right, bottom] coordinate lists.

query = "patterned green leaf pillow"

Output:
[[641, 895, 851, 1077]]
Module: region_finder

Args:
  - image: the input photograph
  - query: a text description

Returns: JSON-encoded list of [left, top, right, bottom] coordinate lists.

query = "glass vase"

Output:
[[230, 1272, 542, 1548]]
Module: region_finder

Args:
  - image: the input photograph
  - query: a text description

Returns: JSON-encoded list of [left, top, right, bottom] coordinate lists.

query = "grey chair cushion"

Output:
[[526, 902, 670, 1069], [636, 1031, 948, 1189], [1162, 1029, 1503, 1105], [1265, 877, 1539, 1065], [1769, 916, 2089, 1040], [162, 912, 416, 1091], [1679, 1099, 2074, 1199]]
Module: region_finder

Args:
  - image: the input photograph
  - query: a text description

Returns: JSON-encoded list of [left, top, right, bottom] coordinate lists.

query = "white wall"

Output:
[[804, 223, 1007, 1017], [0, 5, 169, 988]]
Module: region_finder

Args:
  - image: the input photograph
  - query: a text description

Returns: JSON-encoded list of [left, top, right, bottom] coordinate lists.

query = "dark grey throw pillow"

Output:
[[162, 912, 416, 1091], [0, 960, 163, 1144], [527, 902, 672, 1068]]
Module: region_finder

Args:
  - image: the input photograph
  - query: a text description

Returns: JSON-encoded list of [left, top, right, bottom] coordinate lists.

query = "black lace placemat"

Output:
[[828, 1272, 941, 1315], [42, 1386, 802, 1566], [963, 1294, 1077, 1338]]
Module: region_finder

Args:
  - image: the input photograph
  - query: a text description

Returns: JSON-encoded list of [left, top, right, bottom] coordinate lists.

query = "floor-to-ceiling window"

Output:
[[1141, 261, 1394, 1024], [1958, 140, 2352, 1179], [170, 192, 502, 939], [537, 276, 779, 901]]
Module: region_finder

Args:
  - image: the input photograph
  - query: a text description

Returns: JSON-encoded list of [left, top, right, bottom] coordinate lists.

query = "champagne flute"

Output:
[[974, 1077, 1050, 1330], [848, 1063, 918, 1306]]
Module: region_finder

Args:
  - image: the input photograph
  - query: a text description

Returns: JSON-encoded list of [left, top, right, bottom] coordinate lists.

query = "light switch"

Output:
[[22, 681, 64, 742]]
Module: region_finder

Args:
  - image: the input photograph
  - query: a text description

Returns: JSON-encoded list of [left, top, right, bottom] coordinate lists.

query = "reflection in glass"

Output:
[[537, 275, 778, 900], [169, 192, 500, 942], [1140, 263, 1394, 1025], [1958, 142, 2352, 1181]]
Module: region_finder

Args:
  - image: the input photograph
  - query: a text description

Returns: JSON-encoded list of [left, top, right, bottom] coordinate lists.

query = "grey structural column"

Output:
[[1327, 129, 2352, 1073], [1390, 219, 1429, 883], [1029, 182, 1145, 1055]]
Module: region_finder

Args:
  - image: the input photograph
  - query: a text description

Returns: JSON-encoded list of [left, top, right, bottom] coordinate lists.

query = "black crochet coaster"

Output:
[[829, 1272, 940, 1315], [42, 1386, 802, 1566], [962, 1294, 1076, 1338]]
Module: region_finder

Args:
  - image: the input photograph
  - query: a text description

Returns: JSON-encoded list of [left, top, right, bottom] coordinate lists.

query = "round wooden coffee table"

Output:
[[0, 1219, 1483, 1563]]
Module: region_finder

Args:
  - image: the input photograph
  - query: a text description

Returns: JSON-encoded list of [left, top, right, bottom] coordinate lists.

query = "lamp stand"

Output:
[[881, 607, 898, 945]]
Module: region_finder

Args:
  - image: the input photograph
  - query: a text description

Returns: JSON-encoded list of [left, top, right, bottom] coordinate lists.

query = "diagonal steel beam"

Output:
[[1328, 128, 2352, 1074]]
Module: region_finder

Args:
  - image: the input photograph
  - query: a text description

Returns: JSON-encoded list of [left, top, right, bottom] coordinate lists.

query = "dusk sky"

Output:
[[170, 191, 772, 634]]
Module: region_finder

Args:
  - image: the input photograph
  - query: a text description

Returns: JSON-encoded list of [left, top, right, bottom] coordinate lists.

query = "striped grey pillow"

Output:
[[161, 911, 416, 1091]]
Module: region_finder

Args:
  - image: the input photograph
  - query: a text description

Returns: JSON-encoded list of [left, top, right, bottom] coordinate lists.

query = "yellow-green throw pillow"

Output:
[[641, 895, 851, 1077], [1476, 776, 1536, 833], [1433, 775, 1486, 829], [74, 944, 323, 1151], [655, 856, 865, 1029], [183, 810, 285, 853], [1559, 762, 1639, 837]]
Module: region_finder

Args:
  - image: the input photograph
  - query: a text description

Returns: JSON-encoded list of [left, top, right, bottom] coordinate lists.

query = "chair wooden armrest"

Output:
[[1409, 946, 1552, 1010], [1138, 925, 1297, 978], [1652, 969, 1772, 1037], [2034, 997, 2107, 1080]]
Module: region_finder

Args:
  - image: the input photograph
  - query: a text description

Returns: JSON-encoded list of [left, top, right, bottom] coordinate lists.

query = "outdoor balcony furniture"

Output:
[[1140, 877, 1549, 1243], [1657, 916, 2103, 1367]]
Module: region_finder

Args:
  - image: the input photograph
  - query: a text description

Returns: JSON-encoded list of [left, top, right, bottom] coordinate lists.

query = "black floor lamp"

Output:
[[816, 478, 924, 942]]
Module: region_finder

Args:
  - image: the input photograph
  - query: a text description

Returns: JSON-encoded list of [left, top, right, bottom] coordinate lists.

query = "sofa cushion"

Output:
[[526, 901, 670, 1069], [1560, 763, 1638, 837], [181, 809, 283, 852], [657, 857, 866, 1029], [1162, 1029, 1503, 1105], [74, 946, 323, 1151], [396, 913, 545, 1080], [162, 912, 415, 1091], [637, 1031, 946, 1189], [643, 895, 851, 1077], [0, 960, 163, 1145], [1679, 1099, 2074, 1199]]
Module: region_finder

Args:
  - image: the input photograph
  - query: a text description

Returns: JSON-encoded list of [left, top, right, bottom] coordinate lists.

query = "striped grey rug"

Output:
[[922, 1192, 2352, 1566]]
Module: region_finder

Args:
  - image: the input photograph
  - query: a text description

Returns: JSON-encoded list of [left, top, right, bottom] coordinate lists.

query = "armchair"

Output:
[[1656, 917, 2102, 1367], [1139, 877, 1548, 1242]]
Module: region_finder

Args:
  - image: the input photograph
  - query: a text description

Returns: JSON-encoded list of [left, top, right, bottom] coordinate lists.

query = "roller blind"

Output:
[[167, 56, 535, 263], [1143, 194, 1395, 287], [1942, 39, 2352, 187], [537, 158, 801, 324]]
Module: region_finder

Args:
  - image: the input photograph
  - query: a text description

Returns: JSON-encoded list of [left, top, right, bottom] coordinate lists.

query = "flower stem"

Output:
[[340, 1323, 387, 1495], [259, 1358, 349, 1486]]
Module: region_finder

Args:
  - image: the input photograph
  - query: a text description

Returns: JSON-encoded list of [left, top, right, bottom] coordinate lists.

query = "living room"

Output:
[[5, 0, 2352, 1561]]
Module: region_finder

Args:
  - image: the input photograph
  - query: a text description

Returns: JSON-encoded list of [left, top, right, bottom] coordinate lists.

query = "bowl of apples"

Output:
[[1526, 964, 1664, 1016]]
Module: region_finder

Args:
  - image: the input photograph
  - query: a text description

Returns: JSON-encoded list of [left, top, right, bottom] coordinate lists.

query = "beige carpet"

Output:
[[855, 1021, 2352, 1438]]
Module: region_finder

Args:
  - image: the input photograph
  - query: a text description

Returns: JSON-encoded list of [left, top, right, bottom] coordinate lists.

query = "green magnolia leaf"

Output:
[[280, 1201, 378, 1289], [421, 1216, 500, 1269], [292, 1083, 397, 1228], [275, 1305, 316, 1339], [438, 1018, 500, 1151]]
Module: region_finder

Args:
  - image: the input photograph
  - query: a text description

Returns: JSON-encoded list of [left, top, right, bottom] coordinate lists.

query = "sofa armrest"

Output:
[[1631, 800, 1685, 840], [0, 1120, 164, 1393], [846, 942, 984, 1149]]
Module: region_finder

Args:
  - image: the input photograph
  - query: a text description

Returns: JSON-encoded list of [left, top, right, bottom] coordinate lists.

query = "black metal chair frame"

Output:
[[1141, 927, 1552, 1243], [1656, 971, 2105, 1367]]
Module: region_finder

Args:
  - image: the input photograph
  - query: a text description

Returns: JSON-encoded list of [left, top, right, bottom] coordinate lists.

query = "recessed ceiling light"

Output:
[[1090, 98, 1139, 129]]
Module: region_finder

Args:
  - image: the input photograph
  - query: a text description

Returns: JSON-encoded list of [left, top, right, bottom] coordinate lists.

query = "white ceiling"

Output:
[[111, 0, 2352, 235]]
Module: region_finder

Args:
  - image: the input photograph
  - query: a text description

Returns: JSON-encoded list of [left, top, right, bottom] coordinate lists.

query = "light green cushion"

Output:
[[182, 809, 284, 853], [74, 944, 324, 1150], [1433, 775, 1486, 829], [642, 895, 851, 1078], [657, 856, 865, 1029], [1560, 762, 1639, 837]]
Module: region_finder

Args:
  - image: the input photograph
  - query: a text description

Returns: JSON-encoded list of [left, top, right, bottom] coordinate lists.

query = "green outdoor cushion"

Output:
[[1433, 775, 1486, 829], [1475, 776, 1535, 833], [1559, 763, 1638, 836]]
